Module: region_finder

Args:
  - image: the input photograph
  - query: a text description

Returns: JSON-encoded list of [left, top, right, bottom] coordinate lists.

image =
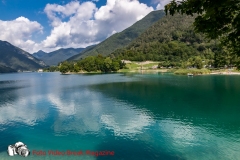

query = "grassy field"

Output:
[[174, 68, 211, 75], [119, 61, 240, 75], [118, 61, 211, 74], [118, 61, 161, 72]]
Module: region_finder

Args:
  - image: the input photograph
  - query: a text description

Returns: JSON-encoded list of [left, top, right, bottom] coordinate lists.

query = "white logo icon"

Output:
[[8, 142, 30, 157]]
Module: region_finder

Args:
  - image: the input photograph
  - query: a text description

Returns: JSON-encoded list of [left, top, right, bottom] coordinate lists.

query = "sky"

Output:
[[0, 0, 173, 53]]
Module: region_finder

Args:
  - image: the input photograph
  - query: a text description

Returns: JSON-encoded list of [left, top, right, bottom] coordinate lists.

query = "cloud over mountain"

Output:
[[0, 17, 43, 52], [0, 0, 154, 53], [153, 0, 182, 10], [42, 0, 153, 51]]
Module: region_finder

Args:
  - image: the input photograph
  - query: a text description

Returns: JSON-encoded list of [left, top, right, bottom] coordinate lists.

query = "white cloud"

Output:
[[0, 0, 154, 53], [42, 1, 98, 49], [0, 17, 43, 53], [41, 0, 154, 52], [44, 1, 83, 27], [155, 0, 170, 10], [95, 0, 153, 31], [154, 0, 182, 10]]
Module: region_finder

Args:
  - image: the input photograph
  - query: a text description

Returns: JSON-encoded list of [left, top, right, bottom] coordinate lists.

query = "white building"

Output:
[[38, 69, 43, 72]]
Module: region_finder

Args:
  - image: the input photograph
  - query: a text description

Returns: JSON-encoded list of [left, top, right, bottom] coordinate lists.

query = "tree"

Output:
[[165, 0, 240, 56], [74, 64, 80, 72], [111, 61, 120, 71], [103, 57, 112, 72], [59, 61, 70, 73], [194, 56, 203, 69], [81, 56, 97, 72]]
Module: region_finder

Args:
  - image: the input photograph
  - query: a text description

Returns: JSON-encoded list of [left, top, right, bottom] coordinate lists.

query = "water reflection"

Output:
[[89, 74, 240, 159], [90, 75, 240, 131], [48, 88, 153, 137], [0, 73, 240, 160], [0, 80, 48, 127], [0, 96, 48, 126]]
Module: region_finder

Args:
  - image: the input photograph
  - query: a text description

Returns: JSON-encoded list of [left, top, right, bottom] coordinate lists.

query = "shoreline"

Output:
[[210, 71, 240, 75], [118, 69, 168, 73], [56, 60, 240, 76], [60, 70, 240, 75]]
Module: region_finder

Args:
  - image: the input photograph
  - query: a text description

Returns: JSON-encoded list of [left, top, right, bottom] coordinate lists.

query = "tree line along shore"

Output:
[[43, 56, 240, 75]]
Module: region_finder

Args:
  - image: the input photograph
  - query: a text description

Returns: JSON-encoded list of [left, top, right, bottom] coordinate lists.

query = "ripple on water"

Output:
[[0, 73, 240, 160]]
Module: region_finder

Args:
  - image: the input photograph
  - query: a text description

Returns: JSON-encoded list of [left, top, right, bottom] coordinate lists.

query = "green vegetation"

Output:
[[174, 68, 210, 75], [59, 55, 125, 73], [112, 14, 239, 69], [68, 10, 166, 61], [123, 62, 153, 69], [116, 61, 168, 73], [165, 0, 240, 56], [124, 63, 139, 70], [43, 66, 59, 72], [50, 7, 240, 75]]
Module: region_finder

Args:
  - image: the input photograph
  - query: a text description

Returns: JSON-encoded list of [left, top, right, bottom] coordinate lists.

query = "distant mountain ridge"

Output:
[[68, 10, 166, 61], [33, 50, 47, 59], [67, 45, 96, 61], [0, 40, 47, 72], [33, 48, 85, 66]]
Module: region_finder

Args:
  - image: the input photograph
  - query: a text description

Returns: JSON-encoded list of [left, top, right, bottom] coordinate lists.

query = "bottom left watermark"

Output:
[[8, 141, 30, 157]]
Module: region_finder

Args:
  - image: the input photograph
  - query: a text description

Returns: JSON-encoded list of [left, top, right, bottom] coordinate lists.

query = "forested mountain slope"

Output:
[[69, 10, 166, 61], [113, 14, 231, 67]]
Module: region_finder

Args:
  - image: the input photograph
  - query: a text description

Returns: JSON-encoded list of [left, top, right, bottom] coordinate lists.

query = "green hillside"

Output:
[[69, 10, 166, 60], [57, 13, 240, 74], [112, 14, 211, 65], [0, 40, 47, 71], [67, 45, 96, 61], [113, 14, 238, 68]]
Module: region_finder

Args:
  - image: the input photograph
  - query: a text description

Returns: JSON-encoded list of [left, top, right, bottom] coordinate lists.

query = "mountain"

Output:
[[67, 45, 96, 61], [0, 40, 47, 72], [69, 10, 166, 61], [33, 48, 85, 66], [112, 14, 221, 66], [32, 50, 47, 59], [0, 64, 17, 73]]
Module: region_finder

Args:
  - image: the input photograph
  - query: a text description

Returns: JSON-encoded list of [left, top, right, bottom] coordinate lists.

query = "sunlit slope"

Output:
[[68, 10, 166, 61], [113, 14, 219, 64]]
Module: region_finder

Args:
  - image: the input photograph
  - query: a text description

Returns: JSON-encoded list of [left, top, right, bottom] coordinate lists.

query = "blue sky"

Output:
[[0, 0, 170, 53]]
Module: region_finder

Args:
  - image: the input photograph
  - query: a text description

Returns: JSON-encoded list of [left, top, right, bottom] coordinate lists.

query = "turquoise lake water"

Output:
[[0, 72, 240, 160]]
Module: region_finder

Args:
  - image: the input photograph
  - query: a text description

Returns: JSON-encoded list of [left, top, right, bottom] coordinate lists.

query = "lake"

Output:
[[0, 72, 240, 160]]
